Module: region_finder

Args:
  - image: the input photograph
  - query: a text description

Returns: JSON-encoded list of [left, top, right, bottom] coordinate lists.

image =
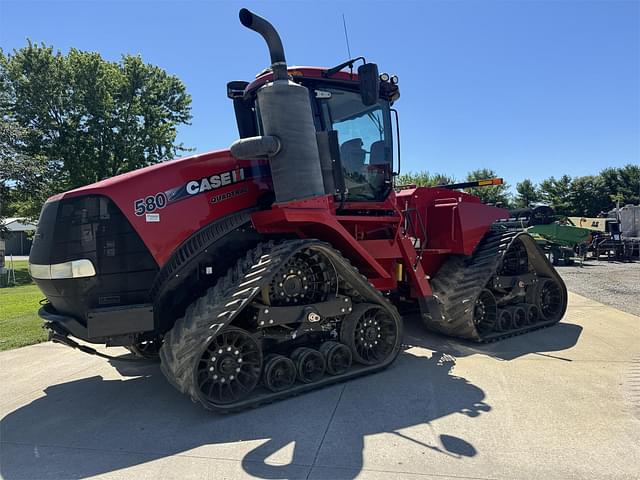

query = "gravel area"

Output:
[[556, 260, 640, 316]]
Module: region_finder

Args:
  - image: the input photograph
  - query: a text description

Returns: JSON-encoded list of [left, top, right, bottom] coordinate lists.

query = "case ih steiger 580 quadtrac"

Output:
[[29, 9, 567, 412]]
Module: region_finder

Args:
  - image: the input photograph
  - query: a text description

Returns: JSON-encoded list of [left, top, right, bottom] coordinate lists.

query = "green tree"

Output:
[[568, 175, 609, 216], [539, 175, 572, 215], [464, 168, 511, 207], [0, 66, 48, 223], [600, 165, 640, 207], [396, 171, 455, 187], [0, 42, 192, 213], [514, 179, 539, 208]]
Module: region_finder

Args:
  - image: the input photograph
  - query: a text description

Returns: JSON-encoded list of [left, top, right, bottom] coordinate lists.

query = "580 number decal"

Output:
[[134, 193, 167, 216]]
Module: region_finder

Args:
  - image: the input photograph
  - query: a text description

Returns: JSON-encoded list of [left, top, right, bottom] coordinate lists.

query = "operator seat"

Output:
[[369, 140, 387, 165], [340, 138, 366, 173]]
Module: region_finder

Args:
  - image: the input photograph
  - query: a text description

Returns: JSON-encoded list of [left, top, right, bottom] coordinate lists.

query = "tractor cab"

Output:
[[228, 62, 400, 203]]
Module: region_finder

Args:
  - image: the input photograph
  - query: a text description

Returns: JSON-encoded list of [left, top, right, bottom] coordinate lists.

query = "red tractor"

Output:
[[29, 9, 567, 412]]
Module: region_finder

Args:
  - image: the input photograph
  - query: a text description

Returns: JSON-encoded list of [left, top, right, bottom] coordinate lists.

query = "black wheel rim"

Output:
[[263, 355, 296, 392], [538, 279, 563, 320], [351, 306, 397, 365], [266, 249, 336, 306], [474, 289, 498, 335], [496, 310, 512, 331], [294, 349, 325, 383], [196, 328, 262, 405], [324, 343, 352, 375]]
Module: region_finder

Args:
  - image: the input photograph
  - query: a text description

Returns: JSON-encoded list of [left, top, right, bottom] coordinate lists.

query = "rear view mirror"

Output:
[[358, 63, 380, 106]]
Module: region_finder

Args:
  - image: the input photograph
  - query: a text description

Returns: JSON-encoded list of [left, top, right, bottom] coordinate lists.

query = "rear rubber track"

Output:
[[425, 229, 568, 342]]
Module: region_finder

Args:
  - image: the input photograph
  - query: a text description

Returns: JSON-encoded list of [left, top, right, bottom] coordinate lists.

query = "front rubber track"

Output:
[[425, 230, 568, 343], [159, 239, 403, 413]]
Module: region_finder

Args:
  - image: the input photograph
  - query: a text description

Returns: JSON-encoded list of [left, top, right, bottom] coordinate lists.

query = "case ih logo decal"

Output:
[[185, 168, 245, 195], [134, 167, 247, 216]]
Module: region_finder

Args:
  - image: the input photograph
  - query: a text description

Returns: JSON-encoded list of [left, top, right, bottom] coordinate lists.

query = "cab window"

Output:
[[318, 88, 393, 201]]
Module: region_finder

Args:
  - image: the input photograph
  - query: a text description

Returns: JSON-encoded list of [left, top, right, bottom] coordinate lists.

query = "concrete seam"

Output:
[[306, 384, 346, 480]]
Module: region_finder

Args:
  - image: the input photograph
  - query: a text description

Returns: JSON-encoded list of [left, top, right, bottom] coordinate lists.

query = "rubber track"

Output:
[[425, 230, 566, 342], [159, 239, 403, 413]]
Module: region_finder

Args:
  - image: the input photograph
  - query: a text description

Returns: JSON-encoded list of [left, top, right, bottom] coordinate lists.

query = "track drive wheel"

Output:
[[341, 303, 401, 366], [262, 354, 296, 392], [320, 341, 353, 375], [194, 327, 262, 406]]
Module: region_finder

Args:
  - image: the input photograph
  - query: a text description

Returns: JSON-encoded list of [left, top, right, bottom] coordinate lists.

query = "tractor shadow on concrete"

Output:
[[0, 348, 487, 480], [403, 313, 583, 362]]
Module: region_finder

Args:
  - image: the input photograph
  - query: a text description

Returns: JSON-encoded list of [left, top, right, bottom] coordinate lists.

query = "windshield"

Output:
[[318, 88, 393, 201]]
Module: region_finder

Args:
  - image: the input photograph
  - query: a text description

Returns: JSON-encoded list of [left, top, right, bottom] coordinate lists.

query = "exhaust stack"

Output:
[[238, 9, 287, 81], [230, 8, 325, 203]]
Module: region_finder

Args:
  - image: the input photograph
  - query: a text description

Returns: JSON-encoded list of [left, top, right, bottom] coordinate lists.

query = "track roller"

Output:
[[262, 354, 296, 392], [291, 347, 325, 383], [506, 305, 527, 329], [319, 341, 352, 375], [523, 303, 540, 325], [496, 309, 513, 332]]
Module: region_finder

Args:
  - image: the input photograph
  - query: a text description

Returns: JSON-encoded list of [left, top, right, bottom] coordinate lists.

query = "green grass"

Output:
[[0, 260, 48, 351]]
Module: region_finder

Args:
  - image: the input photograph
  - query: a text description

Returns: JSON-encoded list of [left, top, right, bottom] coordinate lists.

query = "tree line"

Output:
[[397, 165, 639, 216], [1, 42, 192, 221]]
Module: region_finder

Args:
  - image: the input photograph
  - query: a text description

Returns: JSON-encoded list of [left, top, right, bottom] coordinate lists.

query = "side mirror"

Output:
[[358, 63, 380, 106]]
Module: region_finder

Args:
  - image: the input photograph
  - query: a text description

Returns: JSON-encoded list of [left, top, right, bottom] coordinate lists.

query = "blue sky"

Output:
[[1, 0, 638, 190]]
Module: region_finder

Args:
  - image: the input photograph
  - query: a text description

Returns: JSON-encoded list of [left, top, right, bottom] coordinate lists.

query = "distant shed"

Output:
[[0, 218, 37, 256]]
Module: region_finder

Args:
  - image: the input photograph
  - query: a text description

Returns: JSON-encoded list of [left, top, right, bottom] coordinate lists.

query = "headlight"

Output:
[[29, 259, 96, 279]]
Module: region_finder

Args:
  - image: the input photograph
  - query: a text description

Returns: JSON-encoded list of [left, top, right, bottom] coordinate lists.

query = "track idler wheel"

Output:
[[473, 289, 498, 335], [195, 327, 262, 405], [496, 309, 513, 332], [341, 303, 400, 366], [320, 341, 353, 376], [262, 354, 296, 392], [507, 305, 527, 329], [291, 347, 325, 383], [524, 304, 540, 324], [532, 278, 564, 322]]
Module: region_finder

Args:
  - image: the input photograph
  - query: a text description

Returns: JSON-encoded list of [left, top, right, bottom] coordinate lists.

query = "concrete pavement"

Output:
[[1, 292, 639, 480]]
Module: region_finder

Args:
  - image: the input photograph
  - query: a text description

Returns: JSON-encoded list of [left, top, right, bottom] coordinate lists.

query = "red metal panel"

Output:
[[47, 151, 271, 267]]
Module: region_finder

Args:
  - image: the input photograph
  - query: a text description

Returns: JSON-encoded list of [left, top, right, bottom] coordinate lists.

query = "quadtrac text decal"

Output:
[[134, 166, 253, 216]]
